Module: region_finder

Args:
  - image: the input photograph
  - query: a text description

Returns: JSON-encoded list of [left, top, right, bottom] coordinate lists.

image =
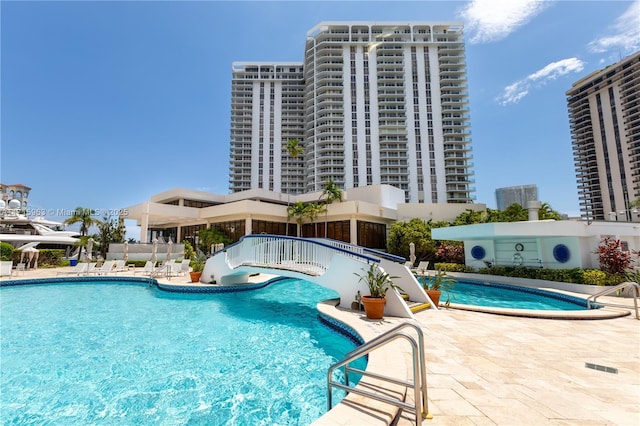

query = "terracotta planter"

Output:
[[426, 289, 441, 307], [189, 271, 202, 283], [361, 296, 386, 319]]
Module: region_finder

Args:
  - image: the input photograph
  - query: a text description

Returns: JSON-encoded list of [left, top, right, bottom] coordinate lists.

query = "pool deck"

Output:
[[3, 267, 639, 425]]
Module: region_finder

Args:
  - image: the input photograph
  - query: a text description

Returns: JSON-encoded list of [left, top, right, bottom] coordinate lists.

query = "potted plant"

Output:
[[421, 270, 455, 307], [189, 251, 207, 283], [354, 263, 400, 319]]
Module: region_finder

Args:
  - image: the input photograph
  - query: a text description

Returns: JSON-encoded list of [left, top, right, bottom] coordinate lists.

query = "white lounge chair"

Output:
[[57, 262, 90, 276], [414, 261, 430, 274], [178, 261, 191, 276], [134, 261, 157, 276], [113, 260, 127, 273], [92, 260, 116, 275]]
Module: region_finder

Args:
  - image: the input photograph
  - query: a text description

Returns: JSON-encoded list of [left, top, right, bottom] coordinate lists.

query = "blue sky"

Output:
[[2, 0, 639, 238]]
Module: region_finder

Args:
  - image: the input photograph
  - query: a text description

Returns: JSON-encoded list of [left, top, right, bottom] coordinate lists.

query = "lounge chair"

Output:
[[113, 260, 127, 272], [134, 261, 157, 276], [57, 262, 90, 276], [92, 260, 116, 275], [414, 261, 430, 274], [178, 261, 191, 276]]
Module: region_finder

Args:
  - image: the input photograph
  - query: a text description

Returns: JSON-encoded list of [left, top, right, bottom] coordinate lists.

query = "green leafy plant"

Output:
[[421, 270, 456, 306], [190, 248, 207, 272], [582, 270, 608, 286], [354, 263, 401, 298]]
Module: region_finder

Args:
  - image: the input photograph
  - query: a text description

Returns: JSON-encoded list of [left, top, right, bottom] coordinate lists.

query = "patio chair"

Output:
[[179, 260, 191, 276], [13, 263, 26, 276], [92, 260, 116, 275], [57, 262, 90, 276], [113, 260, 127, 272], [134, 261, 157, 276], [414, 261, 430, 274]]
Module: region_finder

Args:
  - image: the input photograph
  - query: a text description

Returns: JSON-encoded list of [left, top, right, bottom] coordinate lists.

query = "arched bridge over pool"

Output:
[[201, 235, 435, 319]]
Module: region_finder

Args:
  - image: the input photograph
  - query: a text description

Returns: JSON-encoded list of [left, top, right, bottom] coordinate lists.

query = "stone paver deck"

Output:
[[2, 267, 639, 425]]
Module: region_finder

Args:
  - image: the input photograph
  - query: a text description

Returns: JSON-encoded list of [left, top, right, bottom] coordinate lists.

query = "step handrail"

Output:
[[327, 322, 431, 425], [586, 281, 639, 319]]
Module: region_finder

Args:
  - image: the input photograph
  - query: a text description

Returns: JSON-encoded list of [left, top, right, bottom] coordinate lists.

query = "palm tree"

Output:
[[320, 179, 343, 238], [538, 202, 562, 220], [305, 202, 326, 237], [285, 138, 304, 235], [64, 207, 99, 236], [287, 201, 307, 237], [286, 138, 304, 160]]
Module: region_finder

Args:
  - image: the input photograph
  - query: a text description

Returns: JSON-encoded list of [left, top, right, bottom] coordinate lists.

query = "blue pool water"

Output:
[[0, 279, 363, 425], [447, 280, 591, 310]]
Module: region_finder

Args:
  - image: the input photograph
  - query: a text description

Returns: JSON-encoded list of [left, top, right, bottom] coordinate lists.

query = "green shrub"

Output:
[[582, 269, 607, 286], [476, 266, 624, 286], [0, 242, 14, 261], [433, 262, 471, 272]]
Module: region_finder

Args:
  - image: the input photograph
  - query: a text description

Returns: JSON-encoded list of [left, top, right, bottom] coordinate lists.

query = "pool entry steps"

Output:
[[202, 235, 435, 319]]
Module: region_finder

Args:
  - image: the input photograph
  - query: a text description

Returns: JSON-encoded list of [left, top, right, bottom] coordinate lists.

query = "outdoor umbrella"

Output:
[[409, 242, 416, 265], [86, 238, 94, 261], [166, 239, 173, 262], [123, 241, 129, 262], [23, 247, 39, 269], [151, 238, 158, 263]]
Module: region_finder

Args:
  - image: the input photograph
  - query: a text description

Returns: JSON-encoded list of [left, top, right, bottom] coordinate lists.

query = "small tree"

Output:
[[594, 237, 634, 274], [64, 207, 99, 236]]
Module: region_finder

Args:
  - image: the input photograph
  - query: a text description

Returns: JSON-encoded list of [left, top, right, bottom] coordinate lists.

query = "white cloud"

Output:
[[587, 0, 640, 54], [459, 0, 552, 44], [497, 58, 585, 105]]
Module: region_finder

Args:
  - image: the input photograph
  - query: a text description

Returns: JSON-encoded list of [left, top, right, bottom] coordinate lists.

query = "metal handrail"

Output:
[[587, 281, 639, 319], [150, 264, 170, 280], [327, 322, 431, 425]]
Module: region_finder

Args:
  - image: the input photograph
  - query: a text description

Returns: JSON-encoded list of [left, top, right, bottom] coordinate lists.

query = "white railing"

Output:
[[224, 235, 380, 277]]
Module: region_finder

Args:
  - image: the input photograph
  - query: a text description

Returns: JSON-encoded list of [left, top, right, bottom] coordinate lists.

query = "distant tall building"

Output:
[[495, 185, 538, 210], [567, 51, 640, 222], [229, 21, 475, 203]]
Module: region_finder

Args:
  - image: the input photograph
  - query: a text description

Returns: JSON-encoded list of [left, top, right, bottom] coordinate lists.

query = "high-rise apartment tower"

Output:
[[567, 51, 640, 222], [495, 184, 538, 211], [229, 21, 475, 204]]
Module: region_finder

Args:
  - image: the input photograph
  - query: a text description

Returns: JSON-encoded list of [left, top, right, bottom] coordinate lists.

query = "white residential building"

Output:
[[229, 21, 475, 204]]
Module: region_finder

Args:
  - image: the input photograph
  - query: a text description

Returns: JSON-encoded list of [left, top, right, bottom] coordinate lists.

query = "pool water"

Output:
[[0, 279, 363, 425], [447, 280, 590, 310]]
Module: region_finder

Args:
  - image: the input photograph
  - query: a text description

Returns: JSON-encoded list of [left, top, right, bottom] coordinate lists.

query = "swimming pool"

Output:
[[0, 278, 364, 425], [447, 279, 593, 310]]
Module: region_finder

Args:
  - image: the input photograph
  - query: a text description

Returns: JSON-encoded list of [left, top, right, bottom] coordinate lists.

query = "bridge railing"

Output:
[[224, 235, 381, 276]]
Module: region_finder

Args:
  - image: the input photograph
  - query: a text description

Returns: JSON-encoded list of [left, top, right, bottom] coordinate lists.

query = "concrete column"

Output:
[[526, 201, 542, 221], [140, 203, 149, 243], [245, 215, 252, 235], [350, 215, 358, 245]]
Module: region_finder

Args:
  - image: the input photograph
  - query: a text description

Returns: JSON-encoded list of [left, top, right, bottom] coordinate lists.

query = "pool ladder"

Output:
[[587, 281, 640, 319], [327, 322, 431, 425]]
